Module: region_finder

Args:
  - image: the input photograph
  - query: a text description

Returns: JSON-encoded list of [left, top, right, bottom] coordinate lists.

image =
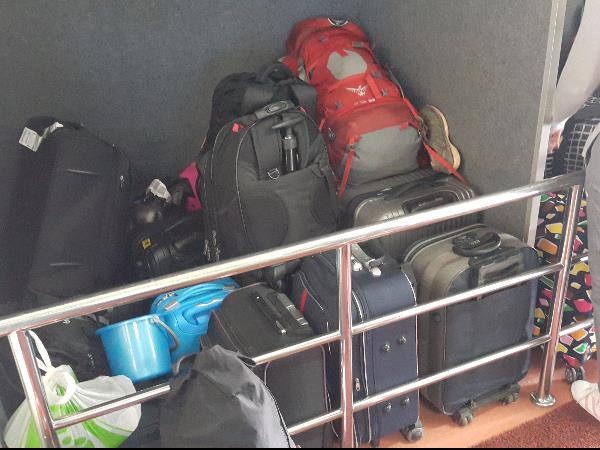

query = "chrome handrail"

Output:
[[2, 171, 587, 448]]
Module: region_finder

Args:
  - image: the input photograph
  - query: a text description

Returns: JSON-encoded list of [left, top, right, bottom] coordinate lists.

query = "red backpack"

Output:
[[284, 18, 465, 197]]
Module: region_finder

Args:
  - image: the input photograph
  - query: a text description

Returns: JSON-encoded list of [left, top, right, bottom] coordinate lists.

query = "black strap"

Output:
[[289, 83, 317, 120], [250, 122, 282, 180], [319, 155, 342, 221], [240, 84, 277, 117], [257, 63, 295, 83]]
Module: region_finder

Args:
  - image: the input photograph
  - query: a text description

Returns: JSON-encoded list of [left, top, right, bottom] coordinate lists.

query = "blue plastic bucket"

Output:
[[151, 279, 238, 363], [97, 315, 177, 383]]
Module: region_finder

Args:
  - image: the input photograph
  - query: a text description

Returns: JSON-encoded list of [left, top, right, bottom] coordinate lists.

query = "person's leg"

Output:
[[572, 147, 600, 419], [585, 150, 600, 380]]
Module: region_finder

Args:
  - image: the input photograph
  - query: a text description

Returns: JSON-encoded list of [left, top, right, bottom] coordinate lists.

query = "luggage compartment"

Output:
[[0, 0, 564, 445]]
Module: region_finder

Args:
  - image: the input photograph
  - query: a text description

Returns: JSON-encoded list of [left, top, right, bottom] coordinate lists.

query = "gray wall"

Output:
[[0, 0, 558, 302], [0, 0, 359, 300], [361, 0, 557, 239]]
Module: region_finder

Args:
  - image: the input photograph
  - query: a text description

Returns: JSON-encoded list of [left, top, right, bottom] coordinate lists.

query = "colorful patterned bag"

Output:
[[534, 192, 596, 372]]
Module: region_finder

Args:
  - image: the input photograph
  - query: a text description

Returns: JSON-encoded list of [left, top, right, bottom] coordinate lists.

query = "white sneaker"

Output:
[[572, 380, 600, 421]]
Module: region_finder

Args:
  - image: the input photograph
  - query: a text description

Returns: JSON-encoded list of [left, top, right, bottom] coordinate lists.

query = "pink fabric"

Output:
[[179, 163, 202, 212]]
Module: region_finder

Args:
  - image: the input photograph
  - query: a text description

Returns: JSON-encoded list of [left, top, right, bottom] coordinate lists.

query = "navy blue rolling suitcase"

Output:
[[290, 247, 423, 446]]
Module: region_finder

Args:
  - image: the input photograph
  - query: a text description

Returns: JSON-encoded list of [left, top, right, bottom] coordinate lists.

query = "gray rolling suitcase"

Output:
[[345, 172, 477, 260], [403, 224, 538, 425]]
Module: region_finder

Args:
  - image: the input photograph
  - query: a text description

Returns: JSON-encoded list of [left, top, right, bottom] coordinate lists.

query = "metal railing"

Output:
[[0, 171, 588, 448]]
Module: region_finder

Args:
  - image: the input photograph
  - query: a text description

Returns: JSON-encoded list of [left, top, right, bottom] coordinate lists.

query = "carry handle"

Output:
[[254, 100, 294, 120], [253, 292, 288, 335], [257, 62, 296, 84], [181, 297, 226, 323], [351, 244, 384, 277], [405, 194, 452, 214], [151, 316, 180, 352], [382, 174, 444, 201]]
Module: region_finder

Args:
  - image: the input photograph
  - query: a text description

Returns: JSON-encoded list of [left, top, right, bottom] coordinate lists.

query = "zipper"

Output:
[[315, 253, 372, 443], [267, 383, 295, 447]]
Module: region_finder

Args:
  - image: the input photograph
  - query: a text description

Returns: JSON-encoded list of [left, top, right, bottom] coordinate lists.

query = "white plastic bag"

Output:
[[4, 332, 141, 448]]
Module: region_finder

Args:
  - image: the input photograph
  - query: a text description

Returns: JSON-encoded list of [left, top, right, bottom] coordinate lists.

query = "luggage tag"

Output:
[[19, 122, 64, 152]]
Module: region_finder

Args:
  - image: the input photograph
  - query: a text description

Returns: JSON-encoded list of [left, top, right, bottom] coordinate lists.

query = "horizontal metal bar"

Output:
[[560, 318, 595, 337], [50, 316, 591, 433], [252, 331, 341, 365], [52, 383, 171, 430], [49, 334, 344, 430], [353, 263, 562, 335], [288, 410, 343, 436], [353, 335, 550, 413], [0, 172, 584, 337]]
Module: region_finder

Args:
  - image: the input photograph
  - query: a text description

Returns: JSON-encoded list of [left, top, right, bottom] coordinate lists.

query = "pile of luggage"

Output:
[[2, 18, 540, 449]]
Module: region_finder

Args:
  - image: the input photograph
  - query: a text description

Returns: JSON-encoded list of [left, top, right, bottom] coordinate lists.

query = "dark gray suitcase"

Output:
[[19, 117, 130, 308], [341, 169, 437, 207], [290, 248, 423, 446], [345, 172, 477, 260], [403, 224, 538, 425], [202, 284, 330, 448]]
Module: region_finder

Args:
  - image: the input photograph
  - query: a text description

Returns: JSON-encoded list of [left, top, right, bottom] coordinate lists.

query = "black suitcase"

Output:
[[403, 224, 538, 425], [18, 117, 130, 307], [345, 171, 477, 260], [290, 248, 423, 446], [202, 284, 330, 448]]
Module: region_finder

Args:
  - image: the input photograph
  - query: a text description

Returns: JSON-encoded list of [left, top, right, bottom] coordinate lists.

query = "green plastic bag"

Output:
[[4, 332, 141, 448]]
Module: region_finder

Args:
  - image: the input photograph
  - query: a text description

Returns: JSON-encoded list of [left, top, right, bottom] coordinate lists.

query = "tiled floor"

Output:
[[379, 350, 598, 448]]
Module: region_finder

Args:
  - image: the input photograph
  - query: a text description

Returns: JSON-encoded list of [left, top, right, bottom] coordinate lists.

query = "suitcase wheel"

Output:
[[401, 420, 424, 443], [500, 392, 520, 405], [452, 408, 474, 427], [565, 366, 586, 385]]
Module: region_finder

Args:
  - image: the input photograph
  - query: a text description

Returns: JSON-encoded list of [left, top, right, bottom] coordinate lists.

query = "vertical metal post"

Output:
[[532, 184, 584, 407], [8, 331, 59, 448], [338, 244, 355, 448]]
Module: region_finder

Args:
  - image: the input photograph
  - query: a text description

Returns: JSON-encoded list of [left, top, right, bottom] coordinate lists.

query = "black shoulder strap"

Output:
[[240, 84, 276, 117], [289, 83, 317, 120], [250, 121, 282, 180]]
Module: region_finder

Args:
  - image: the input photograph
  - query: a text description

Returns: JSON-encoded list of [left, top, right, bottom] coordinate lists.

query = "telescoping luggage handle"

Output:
[[253, 289, 309, 336]]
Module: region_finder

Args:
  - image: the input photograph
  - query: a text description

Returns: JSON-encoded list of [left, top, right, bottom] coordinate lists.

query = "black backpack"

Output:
[[198, 100, 338, 266], [160, 346, 295, 448], [202, 63, 317, 153]]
